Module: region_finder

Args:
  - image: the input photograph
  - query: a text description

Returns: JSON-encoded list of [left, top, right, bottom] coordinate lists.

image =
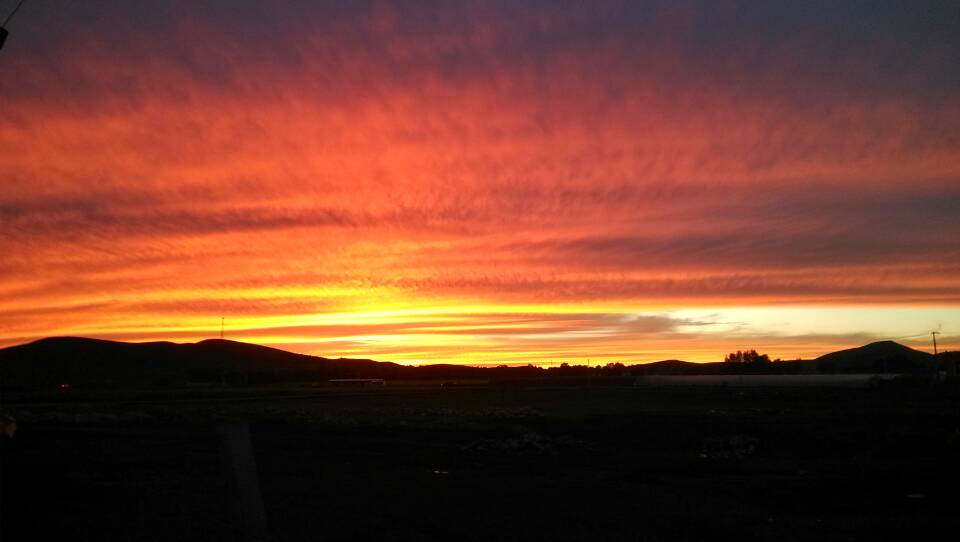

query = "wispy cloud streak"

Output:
[[1, 1, 958, 360]]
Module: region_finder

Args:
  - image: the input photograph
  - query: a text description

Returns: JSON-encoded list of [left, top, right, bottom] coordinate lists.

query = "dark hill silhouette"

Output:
[[0, 337, 941, 389], [0, 337, 417, 388], [814, 340, 933, 374], [631, 359, 705, 375], [631, 358, 815, 376], [934, 351, 960, 376]]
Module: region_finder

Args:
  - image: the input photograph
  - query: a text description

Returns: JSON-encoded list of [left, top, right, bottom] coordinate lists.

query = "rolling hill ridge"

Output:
[[0, 336, 948, 389]]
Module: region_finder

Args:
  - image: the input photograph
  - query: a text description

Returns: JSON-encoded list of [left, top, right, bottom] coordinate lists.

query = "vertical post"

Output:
[[1, 0, 29, 52], [217, 423, 270, 542], [221, 317, 225, 340], [930, 331, 942, 384]]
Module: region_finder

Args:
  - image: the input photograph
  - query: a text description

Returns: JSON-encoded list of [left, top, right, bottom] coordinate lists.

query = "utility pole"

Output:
[[1, 0, 28, 51], [931, 331, 939, 355], [221, 317, 225, 340]]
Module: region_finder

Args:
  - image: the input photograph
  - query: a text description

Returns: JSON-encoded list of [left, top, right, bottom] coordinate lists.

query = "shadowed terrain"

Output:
[[2, 383, 959, 541], [0, 338, 948, 391], [1, 337, 959, 540]]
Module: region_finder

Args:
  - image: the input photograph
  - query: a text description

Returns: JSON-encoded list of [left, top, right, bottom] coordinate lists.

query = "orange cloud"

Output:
[[1, 1, 958, 361]]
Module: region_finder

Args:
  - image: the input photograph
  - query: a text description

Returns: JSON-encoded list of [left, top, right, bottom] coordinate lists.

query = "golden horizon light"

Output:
[[1, 1, 958, 364]]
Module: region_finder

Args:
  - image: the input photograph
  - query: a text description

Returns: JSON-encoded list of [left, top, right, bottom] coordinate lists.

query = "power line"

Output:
[[1, 0, 28, 51], [3, 0, 27, 27], [885, 332, 932, 341]]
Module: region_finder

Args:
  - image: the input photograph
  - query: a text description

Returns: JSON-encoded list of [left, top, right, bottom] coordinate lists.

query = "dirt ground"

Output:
[[2, 384, 959, 541]]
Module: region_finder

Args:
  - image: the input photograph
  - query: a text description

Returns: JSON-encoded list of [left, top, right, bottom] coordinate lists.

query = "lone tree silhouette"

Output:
[[724, 349, 771, 364]]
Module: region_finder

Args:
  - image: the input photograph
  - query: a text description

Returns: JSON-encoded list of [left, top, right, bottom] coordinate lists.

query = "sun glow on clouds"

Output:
[[1, 1, 959, 362]]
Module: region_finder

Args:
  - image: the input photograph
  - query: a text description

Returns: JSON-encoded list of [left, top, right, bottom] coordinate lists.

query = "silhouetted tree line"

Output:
[[2, 337, 948, 390], [724, 349, 771, 364]]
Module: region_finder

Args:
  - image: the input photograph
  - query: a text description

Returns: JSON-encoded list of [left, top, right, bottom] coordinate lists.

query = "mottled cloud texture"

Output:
[[1, 0, 958, 361]]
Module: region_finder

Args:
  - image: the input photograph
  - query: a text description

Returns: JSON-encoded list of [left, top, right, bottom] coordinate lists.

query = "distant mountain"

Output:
[[814, 341, 934, 374], [631, 359, 709, 375], [0, 337, 942, 389], [631, 358, 814, 375], [629, 341, 938, 376], [0, 337, 415, 388]]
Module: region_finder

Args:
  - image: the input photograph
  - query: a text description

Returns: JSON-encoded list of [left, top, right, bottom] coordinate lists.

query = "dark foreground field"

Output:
[[2, 383, 959, 541]]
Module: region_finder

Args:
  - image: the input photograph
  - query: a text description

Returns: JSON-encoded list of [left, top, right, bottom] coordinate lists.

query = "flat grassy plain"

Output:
[[2, 383, 959, 541]]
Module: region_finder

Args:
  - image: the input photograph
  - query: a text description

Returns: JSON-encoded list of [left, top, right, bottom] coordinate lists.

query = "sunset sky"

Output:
[[1, 0, 958, 364]]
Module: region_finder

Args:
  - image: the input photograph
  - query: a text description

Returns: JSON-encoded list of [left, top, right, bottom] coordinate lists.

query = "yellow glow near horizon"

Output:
[[2, 2, 959, 365]]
